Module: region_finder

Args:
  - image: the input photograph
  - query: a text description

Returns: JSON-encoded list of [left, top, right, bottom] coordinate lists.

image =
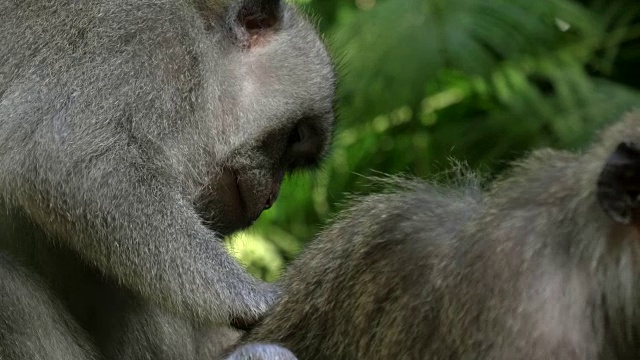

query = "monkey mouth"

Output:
[[198, 168, 284, 234], [225, 170, 256, 226], [233, 170, 284, 226], [231, 170, 249, 216]]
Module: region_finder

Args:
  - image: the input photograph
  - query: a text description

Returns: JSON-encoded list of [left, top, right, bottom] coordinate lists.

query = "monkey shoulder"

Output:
[[291, 179, 483, 283], [344, 179, 482, 240]]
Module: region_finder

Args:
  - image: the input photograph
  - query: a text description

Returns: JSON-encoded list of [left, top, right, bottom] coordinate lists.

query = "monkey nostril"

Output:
[[284, 121, 324, 170], [287, 126, 302, 146], [288, 123, 311, 148]]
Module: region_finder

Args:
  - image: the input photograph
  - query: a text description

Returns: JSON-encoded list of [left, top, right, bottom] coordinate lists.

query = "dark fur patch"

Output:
[[231, 0, 283, 48], [597, 142, 640, 225]]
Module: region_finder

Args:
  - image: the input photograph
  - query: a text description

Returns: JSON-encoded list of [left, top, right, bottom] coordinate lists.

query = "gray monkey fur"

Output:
[[231, 112, 640, 359], [0, 0, 335, 358]]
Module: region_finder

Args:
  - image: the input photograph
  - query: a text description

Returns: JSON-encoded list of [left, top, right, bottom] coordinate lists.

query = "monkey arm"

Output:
[[12, 160, 276, 326]]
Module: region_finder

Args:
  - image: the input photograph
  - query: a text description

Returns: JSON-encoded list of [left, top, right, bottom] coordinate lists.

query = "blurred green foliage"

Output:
[[227, 0, 640, 280]]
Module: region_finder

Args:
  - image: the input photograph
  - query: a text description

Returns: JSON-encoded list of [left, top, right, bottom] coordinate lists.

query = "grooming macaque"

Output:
[[0, 0, 335, 358], [230, 113, 640, 359]]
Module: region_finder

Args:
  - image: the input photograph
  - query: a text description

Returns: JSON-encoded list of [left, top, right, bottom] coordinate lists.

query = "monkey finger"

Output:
[[223, 344, 297, 360]]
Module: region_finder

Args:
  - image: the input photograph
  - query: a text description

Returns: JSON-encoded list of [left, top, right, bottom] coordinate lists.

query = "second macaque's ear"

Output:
[[597, 141, 640, 225], [227, 0, 283, 48]]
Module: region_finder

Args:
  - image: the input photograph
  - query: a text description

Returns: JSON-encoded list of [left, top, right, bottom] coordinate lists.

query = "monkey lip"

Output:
[[231, 171, 248, 218], [233, 171, 284, 225]]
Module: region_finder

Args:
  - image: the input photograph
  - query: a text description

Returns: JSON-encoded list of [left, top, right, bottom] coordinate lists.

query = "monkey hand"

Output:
[[229, 282, 281, 332], [223, 344, 297, 360]]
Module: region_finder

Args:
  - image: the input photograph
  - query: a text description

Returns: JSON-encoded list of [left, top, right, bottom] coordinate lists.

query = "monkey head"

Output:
[[0, 0, 336, 345], [189, 0, 336, 235]]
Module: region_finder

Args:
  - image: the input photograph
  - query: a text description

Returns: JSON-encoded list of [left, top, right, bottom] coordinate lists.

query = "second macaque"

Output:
[[228, 112, 640, 360]]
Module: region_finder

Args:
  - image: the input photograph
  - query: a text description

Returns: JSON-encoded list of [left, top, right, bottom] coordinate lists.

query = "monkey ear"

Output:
[[597, 141, 640, 225], [228, 0, 283, 49]]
